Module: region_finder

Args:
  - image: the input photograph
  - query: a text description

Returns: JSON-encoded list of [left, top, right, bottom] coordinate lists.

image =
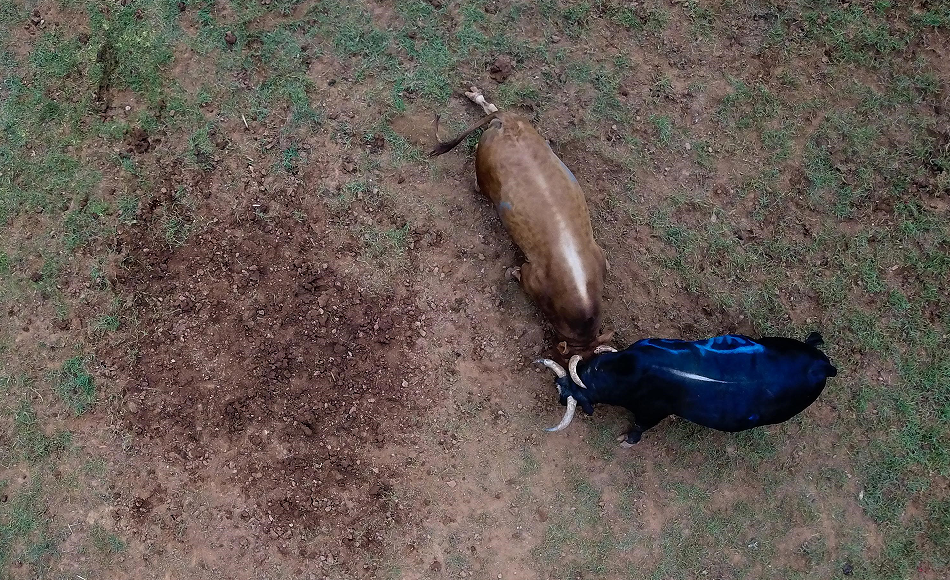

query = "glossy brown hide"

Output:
[[435, 113, 608, 355]]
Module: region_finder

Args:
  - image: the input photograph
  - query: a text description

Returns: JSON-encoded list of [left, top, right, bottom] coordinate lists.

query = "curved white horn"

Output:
[[568, 355, 589, 389], [535, 358, 566, 378], [544, 396, 577, 432], [594, 345, 618, 354]]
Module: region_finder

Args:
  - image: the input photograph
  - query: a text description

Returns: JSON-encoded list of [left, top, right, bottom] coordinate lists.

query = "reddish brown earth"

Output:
[[90, 109, 768, 579], [4, 1, 947, 580], [99, 144, 436, 576]]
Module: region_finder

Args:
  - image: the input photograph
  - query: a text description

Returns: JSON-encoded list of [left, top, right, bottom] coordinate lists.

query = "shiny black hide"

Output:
[[556, 333, 838, 444]]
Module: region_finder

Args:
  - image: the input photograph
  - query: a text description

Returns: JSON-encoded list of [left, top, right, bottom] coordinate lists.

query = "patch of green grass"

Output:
[[376, 125, 423, 166], [247, 27, 321, 126], [310, 0, 394, 86], [0, 2, 25, 25], [0, 9, 175, 225], [650, 521, 711, 579], [742, 287, 791, 335], [332, 13, 391, 64], [649, 115, 674, 147], [761, 123, 796, 162], [497, 81, 546, 112], [668, 481, 711, 504], [53, 356, 96, 416], [889, 72, 941, 105], [927, 497, 950, 567], [561, 2, 592, 37], [12, 398, 73, 463], [602, 3, 643, 29], [90, 523, 126, 556], [777, 3, 913, 68], [92, 314, 121, 335], [117, 195, 139, 225], [591, 63, 628, 123], [29, 32, 81, 80], [162, 215, 192, 247], [645, 7, 670, 32], [734, 424, 781, 462], [361, 224, 410, 260], [117, 154, 140, 177], [650, 74, 674, 101], [690, 140, 713, 169], [89, 259, 111, 291], [911, 6, 950, 29], [533, 472, 618, 575], [565, 60, 593, 85], [741, 168, 786, 221], [514, 446, 539, 480], [876, 527, 925, 579], [0, 142, 102, 223], [280, 145, 301, 174], [804, 105, 938, 220], [152, 187, 197, 247], [63, 198, 111, 251], [684, 0, 713, 38], [399, 34, 455, 103], [718, 78, 780, 131], [586, 418, 622, 459], [0, 478, 58, 575], [88, 2, 177, 103], [187, 122, 217, 170]]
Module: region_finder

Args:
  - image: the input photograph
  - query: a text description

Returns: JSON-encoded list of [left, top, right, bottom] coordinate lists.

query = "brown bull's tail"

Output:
[[428, 111, 499, 157]]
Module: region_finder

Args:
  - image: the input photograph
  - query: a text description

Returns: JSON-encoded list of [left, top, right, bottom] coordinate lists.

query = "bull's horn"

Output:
[[535, 358, 566, 378], [544, 396, 577, 432], [568, 355, 589, 389], [594, 345, 618, 354]]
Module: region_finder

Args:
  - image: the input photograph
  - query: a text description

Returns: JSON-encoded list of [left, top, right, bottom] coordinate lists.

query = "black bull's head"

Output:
[[536, 346, 617, 431]]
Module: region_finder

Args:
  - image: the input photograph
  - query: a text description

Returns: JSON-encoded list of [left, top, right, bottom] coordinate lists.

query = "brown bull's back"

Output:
[[474, 114, 597, 264], [429, 108, 609, 355]]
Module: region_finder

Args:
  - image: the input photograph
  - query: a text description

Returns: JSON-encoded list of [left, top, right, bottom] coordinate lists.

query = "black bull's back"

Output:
[[570, 334, 838, 442]]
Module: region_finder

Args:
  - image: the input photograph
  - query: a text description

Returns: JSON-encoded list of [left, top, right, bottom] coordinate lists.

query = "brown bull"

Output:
[[429, 88, 611, 357]]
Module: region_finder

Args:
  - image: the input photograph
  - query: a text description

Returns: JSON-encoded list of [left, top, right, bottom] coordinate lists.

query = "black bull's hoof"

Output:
[[616, 430, 642, 447]]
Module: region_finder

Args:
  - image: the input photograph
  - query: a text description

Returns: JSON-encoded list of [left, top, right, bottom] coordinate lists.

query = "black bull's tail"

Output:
[[804, 331, 838, 378], [428, 112, 500, 157]]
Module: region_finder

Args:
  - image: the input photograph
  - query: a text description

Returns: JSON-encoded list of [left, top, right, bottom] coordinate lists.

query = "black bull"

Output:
[[538, 333, 838, 444]]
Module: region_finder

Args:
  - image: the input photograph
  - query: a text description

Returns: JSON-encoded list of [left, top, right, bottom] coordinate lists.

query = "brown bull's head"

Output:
[[555, 329, 615, 360]]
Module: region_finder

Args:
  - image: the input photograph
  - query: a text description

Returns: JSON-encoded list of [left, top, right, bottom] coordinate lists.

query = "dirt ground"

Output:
[[2, 1, 949, 579]]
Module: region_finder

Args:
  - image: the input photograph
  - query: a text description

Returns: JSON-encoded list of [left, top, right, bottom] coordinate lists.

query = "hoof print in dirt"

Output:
[[489, 55, 514, 83], [127, 127, 150, 154]]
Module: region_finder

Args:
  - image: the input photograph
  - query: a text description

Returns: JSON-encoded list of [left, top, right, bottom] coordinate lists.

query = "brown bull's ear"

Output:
[[596, 330, 615, 346], [557, 341, 569, 355]]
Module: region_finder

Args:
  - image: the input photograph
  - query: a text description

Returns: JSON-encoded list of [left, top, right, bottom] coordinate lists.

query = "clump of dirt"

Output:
[[489, 55, 515, 83], [126, 127, 150, 154], [110, 198, 429, 570]]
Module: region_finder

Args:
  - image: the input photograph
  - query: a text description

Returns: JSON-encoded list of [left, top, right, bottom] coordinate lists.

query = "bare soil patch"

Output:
[[106, 178, 433, 576]]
